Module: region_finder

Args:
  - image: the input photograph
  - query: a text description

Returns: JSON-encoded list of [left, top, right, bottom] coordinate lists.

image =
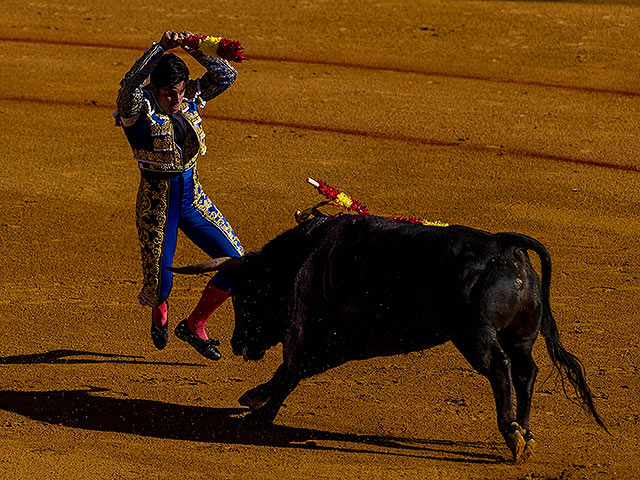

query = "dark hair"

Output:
[[150, 53, 189, 88]]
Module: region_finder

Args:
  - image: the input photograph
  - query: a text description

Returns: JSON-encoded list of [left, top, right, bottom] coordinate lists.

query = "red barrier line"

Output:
[[2, 94, 638, 174], [207, 114, 640, 173], [1, 36, 638, 98], [256, 55, 640, 98]]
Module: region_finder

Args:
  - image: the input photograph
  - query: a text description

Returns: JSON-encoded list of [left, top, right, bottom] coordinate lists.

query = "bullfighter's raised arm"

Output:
[[115, 41, 165, 125], [184, 49, 237, 104], [115, 31, 238, 124]]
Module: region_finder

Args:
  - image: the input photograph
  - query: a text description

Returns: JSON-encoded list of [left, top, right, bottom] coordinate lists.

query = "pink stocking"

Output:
[[152, 301, 168, 327], [186, 282, 230, 340]]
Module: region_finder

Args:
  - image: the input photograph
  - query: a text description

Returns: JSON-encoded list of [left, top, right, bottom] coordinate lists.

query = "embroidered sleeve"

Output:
[[115, 43, 165, 125], [186, 50, 237, 104]]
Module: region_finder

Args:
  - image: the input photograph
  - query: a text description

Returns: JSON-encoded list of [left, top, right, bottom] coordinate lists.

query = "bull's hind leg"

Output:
[[500, 332, 538, 460], [453, 327, 525, 462]]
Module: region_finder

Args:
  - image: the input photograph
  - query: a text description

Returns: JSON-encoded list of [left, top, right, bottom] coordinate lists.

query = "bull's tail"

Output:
[[497, 233, 608, 432]]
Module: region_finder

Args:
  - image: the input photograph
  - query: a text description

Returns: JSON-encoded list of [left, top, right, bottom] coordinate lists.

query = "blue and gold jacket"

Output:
[[115, 43, 236, 173]]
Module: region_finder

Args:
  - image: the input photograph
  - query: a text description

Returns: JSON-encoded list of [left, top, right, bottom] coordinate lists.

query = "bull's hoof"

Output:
[[507, 423, 527, 463], [522, 437, 536, 461], [238, 391, 268, 411]]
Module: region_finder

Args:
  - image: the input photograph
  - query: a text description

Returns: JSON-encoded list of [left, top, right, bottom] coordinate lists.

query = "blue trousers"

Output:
[[136, 168, 244, 307]]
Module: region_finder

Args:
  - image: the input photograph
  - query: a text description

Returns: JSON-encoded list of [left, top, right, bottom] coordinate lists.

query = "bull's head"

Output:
[[167, 256, 284, 361]]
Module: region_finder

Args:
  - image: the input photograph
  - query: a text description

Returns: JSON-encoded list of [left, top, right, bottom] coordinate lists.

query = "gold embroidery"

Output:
[[149, 115, 171, 135], [115, 43, 164, 121], [192, 169, 244, 256], [136, 176, 170, 306], [153, 135, 173, 151], [181, 108, 207, 154], [133, 149, 183, 171], [183, 156, 198, 171], [133, 107, 204, 172]]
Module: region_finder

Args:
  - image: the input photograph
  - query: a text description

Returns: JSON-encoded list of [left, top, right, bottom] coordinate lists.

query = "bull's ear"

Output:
[[166, 256, 244, 275]]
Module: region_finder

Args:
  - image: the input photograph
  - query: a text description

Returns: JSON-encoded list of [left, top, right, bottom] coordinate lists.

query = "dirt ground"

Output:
[[1, 1, 639, 479]]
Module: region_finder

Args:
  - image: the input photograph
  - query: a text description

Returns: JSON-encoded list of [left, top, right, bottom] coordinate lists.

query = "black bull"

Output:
[[170, 215, 606, 461]]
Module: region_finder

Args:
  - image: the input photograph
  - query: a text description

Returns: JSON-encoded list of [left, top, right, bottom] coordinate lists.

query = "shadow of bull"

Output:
[[0, 386, 504, 463], [0, 349, 503, 463]]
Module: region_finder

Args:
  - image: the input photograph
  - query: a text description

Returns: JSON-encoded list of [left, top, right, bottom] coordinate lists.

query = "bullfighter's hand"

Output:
[[179, 31, 195, 52], [159, 30, 182, 50]]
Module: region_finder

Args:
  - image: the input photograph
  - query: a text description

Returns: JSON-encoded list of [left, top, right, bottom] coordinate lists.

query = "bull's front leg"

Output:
[[238, 363, 287, 410], [241, 362, 300, 427], [242, 317, 303, 426], [241, 280, 322, 428]]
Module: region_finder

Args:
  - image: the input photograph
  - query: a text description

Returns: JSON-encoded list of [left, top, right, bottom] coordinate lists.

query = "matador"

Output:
[[114, 30, 247, 360]]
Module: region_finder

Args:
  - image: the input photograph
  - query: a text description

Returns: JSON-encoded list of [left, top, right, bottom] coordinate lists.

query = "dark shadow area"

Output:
[[0, 387, 503, 464], [0, 349, 204, 367]]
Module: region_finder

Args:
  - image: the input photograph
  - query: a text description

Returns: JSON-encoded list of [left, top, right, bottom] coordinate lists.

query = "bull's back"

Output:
[[294, 216, 542, 359], [290, 218, 474, 353]]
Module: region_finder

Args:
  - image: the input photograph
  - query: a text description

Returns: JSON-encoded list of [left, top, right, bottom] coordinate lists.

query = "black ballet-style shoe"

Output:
[[150, 302, 169, 350], [174, 319, 222, 361]]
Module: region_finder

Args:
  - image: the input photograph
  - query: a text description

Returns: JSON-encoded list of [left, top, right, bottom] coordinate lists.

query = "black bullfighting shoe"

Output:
[[174, 319, 222, 361], [150, 303, 169, 350]]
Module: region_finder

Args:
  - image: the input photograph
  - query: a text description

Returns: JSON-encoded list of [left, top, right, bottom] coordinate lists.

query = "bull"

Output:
[[170, 214, 606, 461]]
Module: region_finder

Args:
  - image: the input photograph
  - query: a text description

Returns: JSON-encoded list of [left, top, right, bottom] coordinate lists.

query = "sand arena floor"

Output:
[[0, 1, 639, 478]]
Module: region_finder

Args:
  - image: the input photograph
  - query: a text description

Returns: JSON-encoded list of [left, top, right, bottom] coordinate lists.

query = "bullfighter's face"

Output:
[[150, 81, 186, 115]]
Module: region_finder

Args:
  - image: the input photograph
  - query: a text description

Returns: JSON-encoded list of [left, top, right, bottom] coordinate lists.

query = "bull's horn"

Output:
[[166, 256, 242, 275]]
